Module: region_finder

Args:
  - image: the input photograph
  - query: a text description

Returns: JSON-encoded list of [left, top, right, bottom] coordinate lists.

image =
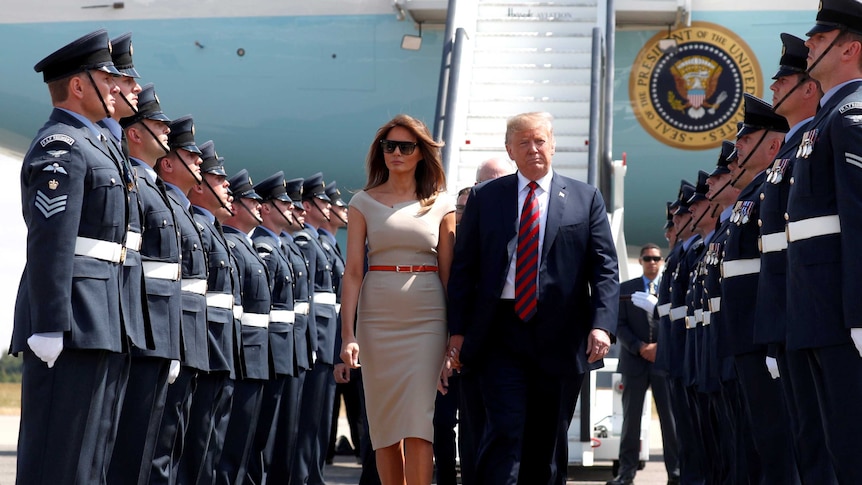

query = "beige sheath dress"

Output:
[[349, 190, 452, 449]]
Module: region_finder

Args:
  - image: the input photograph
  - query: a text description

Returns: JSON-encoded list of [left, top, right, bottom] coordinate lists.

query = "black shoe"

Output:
[[606, 477, 633, 485]]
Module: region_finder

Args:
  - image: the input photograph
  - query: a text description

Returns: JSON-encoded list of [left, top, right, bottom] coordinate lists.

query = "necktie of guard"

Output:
[[515, 181, 539, 322]]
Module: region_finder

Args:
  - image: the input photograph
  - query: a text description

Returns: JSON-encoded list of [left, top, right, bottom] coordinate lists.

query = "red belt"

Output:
[[368, 265, 438, 273]]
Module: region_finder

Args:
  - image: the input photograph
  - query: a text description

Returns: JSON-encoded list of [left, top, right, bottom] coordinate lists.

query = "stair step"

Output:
[[478, 4, 598, 18], [477, 18, 598, 35], [474, 33, 594, 49], [473, 48, 593, 65], [472, 65, 592, 83], [469, 98, 591, 117], [466, 115, 591, 134], [470, 81, 592, 99], [479, 1, 598, 6], [463, 133, 590, 148]]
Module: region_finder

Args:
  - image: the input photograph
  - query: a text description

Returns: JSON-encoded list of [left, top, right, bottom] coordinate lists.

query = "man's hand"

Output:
[[447, 334, 465, 372], [334, 363, 351, 384], [168, 360, 181, 384], [631, 291, 658, 314], [765, 356, 780, 379], [639, 342, 657, 363], [27, 332, 64, 368], [587, 329, 611, 363]]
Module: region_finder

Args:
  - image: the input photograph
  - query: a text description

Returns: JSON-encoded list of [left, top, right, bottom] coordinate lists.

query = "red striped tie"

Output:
[[515, 181, 539, 321]]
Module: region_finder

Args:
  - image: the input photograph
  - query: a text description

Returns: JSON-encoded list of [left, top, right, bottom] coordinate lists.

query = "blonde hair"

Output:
[[505, 112, 555, 145]]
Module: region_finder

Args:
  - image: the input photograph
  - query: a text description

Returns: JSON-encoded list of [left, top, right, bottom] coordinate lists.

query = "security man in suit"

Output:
[[111, 82, 183, 485], [14, 29, 127, 485], [724, 93, 799, 483], [149, 115, 210, 484], [786, 2, 862, 481], [758, 33, 836, 484], [184, 140, 240, 485], [218, 170, 271, 484], [293, 172, 340, 485], [269, 178, 317, 483], [608, 244, 679, 485], [248, 171, 299, 483]]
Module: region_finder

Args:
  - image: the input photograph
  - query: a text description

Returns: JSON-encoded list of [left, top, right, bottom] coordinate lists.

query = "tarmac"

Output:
[[0, 413, 674, 484]]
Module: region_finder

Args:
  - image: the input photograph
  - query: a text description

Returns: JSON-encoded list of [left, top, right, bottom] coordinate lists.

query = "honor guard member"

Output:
[[293, 172, 340, 485], [217, 170, 271, 485], [268, 177, 316, 483], [785, 2, 862, 481], [149, 115, 210, 485], [664, 181, 708, 485], [109, 83, 183, 485], [723, 94, 800, 484], [700, 141, 749, 485], [760, 33, 837, 484], [185, 141, 241, 485], [248, 171, 299, 483], [653, 201, 679, 376], [13, 30, 128, 485]]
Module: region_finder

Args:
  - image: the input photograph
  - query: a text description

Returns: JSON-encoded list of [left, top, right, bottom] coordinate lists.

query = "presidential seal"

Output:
[[629, 22, 763, 150]]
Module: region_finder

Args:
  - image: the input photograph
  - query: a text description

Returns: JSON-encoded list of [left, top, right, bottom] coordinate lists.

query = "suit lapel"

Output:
[[541, 172, 567, 264]]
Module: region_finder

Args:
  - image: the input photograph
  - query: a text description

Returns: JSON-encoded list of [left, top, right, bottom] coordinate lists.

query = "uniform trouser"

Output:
[[247, 374, 288, 485], [18, 349, 128, 485], [433, 372, 460, 485], [458, 368, 484, 485], [292, 362, 336, 485], [328, 369, 363, 461], [804, 343, 862, 485], [618, 370, 678, 481], [734, 351, 800, 485], [666, 377, 705, 485], [109, 355, 171, 485], [149, 366, 197, 485], [777, 346, 838, 485], [178, 372, 234, 485], [267, 370, 306, 484], [717, 377, 761, 485], [686, 388, 718, 484], [215, 378, 265, 485], [96, 351, 131, 483]]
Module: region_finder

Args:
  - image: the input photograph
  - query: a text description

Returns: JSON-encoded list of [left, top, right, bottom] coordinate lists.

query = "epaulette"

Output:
[[227, 240, 236, 249], [196, 222, 206, 231]]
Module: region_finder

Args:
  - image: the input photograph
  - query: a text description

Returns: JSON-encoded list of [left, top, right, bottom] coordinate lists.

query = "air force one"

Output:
[[0, 0, 823, 245]]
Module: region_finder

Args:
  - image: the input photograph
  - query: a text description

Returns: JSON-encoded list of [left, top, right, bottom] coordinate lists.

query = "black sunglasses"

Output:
[[641, 256, 662, 262], [380, 139, 418, 155]]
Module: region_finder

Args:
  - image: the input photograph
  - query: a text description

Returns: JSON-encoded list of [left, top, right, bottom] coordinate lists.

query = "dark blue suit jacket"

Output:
[[447, 172, 619, 375], [616, 277, 657, 377]]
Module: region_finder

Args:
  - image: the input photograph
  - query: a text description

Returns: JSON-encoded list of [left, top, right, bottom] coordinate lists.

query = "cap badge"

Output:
[[129, 43, 133, 56], [108, 40, 112, 54]]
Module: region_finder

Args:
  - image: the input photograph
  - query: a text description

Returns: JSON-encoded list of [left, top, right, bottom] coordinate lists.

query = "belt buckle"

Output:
[[119, 246, 127, 264]]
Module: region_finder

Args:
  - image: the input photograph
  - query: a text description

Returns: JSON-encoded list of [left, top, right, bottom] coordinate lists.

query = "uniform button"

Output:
[[258, 269, 262, 274], [726, 229, 731, 236], [220, 260, 225, 267], [193, 244, 198, 249], [789, 177, 795, 185], [757, 219, 762, 227], [111, 178, 116, 184], [760, 193, 765, 201], [784, 213, 789, 221]]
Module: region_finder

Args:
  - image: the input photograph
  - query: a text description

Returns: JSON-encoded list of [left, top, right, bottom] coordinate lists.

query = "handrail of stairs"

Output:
[[439, 28, 466, 176], [587, 26, 604, 191], [602, 0, 616, 207]]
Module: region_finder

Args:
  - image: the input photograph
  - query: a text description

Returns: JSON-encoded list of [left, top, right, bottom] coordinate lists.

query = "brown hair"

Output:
[[364, 114, 446, 208]]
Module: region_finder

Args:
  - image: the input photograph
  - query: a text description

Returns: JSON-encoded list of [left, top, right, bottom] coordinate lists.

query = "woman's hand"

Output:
[[341, 339, 361, 369]]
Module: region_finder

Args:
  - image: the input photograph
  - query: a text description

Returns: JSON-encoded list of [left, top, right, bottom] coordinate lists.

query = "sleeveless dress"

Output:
[[349, 190, 453, 449]]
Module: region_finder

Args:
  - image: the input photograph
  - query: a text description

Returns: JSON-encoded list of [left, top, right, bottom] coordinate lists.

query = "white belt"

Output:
[[233, 305, 244, 320], [313, 292, 336, 306], [294, 302, 310, 315], [242, 312, 269, 328], [75, 236, 123, 263], [685, 315, 696, 329], [703, 311, 711, 326], [695, 308, 703, 323], [206, 292, 233, 309], [669, 306, 687, 322], [709, 297, 721, 313], [143, 261, 181, 281], [181, 278, 207, 294], [126, 231, 142, 252], [657, 303, 671, 318], [270, 310, 295, 324], [760, 232, 787, 253], [722, 258, 761, 278], [787, 215, 841, 242]]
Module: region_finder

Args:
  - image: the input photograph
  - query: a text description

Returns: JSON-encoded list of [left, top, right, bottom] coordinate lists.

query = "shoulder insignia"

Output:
[[46, 150, 69, 158], [255, 242, 274, 253], [227, 240, 236, 249], [840, 101, 862, 113], [196, 222, 206, 231], [843, 114, 862, 126], [35, 190, 68, 218], [39, 134, 75, 147], [845, 152, 862, 170], [321, 241, 331, 251], [42, 162, 68, 175]]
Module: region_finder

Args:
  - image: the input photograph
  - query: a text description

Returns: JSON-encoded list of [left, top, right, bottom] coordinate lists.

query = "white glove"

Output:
[[851, 328, 862, 358], [765, 356, 780, 379], [168, 360, 181, 384], [631, 291, 658, 314], [27, 332, 64, 368]]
